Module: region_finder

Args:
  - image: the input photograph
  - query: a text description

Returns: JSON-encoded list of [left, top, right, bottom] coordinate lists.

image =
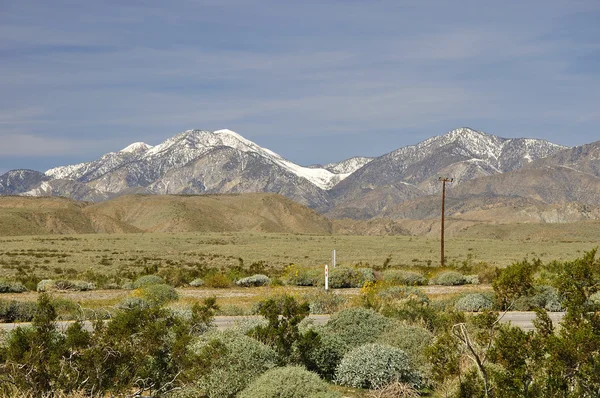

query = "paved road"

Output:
[[0, 312, 564, 333]]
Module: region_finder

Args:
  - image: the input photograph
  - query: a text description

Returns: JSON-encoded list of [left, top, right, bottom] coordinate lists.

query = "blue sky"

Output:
[[1, 0, 599, 173]]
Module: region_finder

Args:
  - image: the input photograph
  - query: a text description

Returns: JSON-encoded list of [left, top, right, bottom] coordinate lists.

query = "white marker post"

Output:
[[332, 249, 336, 268], [325, 264, 329, 291]]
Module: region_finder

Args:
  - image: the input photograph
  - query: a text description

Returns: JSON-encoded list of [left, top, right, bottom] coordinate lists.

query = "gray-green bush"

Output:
[[455, 293, 494, 312], [335, 343, 420, 389], [190, 329, 278, 397], [0, 280, 27, 293], [134, 284, 178, 307], [307, 332, 349, 380], [303, 290, 347, 314], [430, 271, 467, 286], [377, 322, 434, 371], [238, 366, 340, 398], [189, 278, 205, 287], [236, 274, 270, 287], [323, 307, 391, 348], [382, 270, 428, 286]]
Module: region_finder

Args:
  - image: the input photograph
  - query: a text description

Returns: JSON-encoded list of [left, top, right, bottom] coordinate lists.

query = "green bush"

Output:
[[455, 293, 494, 312], [358, 268, 377, 283], [204, 274, 231, 288], [0, 299, 37, 322], [335, 343, 420, 389], [190, 329, 278, 397], [133, 274, 165, 288], [0, 280, 27, 293], [377, 286, 430, 306], [382, 270, 428, 286], [323, 307, 391, 348], [512, 285, 563, 312], [283, 264, 320, 286], [236, 274, 270, 287], [303, 290, 347, 314], [431, 271, 467, 286], [377, 322, 434, 371], [325, 267, 368, 288], [189, 278, 205, 287], [133, 284, 178, 306], [307, 332, 349, 380], [238, 366, 340, 398]]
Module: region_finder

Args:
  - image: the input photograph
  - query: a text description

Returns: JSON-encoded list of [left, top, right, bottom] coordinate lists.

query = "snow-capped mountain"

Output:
[[46, 129, 344, 191], [1, 126, 585, 219], [322, 157, 373, 174], [330, 127, 568, 217]]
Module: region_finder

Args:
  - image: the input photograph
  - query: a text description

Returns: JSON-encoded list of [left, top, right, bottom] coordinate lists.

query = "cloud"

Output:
[[0, 0, 599, 167]]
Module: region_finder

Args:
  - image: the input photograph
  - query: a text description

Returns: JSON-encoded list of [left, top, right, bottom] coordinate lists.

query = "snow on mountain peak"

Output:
[[120, 142, 153, 153]]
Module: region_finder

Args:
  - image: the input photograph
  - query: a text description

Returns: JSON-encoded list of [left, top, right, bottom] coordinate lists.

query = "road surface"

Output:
[[0, 312, 565, 333]]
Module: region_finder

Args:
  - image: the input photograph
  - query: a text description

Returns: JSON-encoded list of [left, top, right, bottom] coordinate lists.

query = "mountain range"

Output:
[[2, 127, 600, 223]]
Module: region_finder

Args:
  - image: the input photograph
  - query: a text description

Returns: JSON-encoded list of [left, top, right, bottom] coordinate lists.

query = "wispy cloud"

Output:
[[1, 0, 599, 168]]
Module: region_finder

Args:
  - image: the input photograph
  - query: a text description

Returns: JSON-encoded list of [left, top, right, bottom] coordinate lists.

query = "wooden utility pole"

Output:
[[439, 177, 453, 267]]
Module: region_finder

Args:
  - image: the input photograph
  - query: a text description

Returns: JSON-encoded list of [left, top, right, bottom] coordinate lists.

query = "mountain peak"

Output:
[[120, 142, 153, 153]]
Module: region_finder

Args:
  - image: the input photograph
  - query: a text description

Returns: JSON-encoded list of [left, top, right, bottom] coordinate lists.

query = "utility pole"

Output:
[[439, 177, 453, 267]]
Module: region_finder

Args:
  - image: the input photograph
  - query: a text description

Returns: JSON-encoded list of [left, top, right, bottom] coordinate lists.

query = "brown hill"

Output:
[[0, 196, 96, 236], [84, 193, 332, 234], [0, 194, 333, 236]]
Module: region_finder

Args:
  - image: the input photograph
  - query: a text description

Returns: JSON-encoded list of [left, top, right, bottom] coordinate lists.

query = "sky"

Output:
[[1, 0, 599, 174]]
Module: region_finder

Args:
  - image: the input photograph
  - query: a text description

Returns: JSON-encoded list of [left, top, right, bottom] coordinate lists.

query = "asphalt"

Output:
[[0, 312, 565, 333]]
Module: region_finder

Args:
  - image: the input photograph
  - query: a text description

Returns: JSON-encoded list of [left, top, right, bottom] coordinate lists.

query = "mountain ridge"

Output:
[[3, 126, 598, 222]]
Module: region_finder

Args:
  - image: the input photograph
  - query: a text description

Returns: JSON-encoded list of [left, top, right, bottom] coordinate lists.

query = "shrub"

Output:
[[133, 275, 165, 288], [325, 267, 368, 288], [132, 284, 178, 307], [236, 274, 270, 287], [56, 280, 96, 291], [323, 307, 391, 348], [455, 293, 494, 312], [382, 270, 427, 286], [589, 291, 600, 307], [307, 332, 349, 380], [431, 271, 467, 286], [465, 274, 480, 285], [512, 285, 564, 312], [335, 343, 420, 389], [283, 264, 320, 286], [377, 322, 434, 370], [189, 278, 205, 287], [190, 329, 278, 397], [204, 274, 231, 288], [0, 300, 37, 322], [358, 268, 377, 283], [238, 366, 340, 398], [119, 296, 151, 310], [377, 286, 430, 306], [165, 387, 204, 398], [303, 290, 348, 314], [36, 279, 56, 292], [36, 279, 96, 292], [0, 280, 27, 293], [369, 381, 420, 398], [230, 317, 268, 334]]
